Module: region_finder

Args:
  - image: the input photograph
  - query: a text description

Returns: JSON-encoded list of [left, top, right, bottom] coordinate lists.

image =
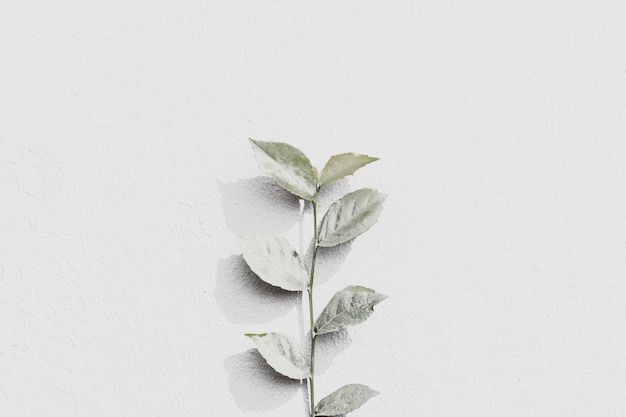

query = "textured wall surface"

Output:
[[2, 2, 626, 416]]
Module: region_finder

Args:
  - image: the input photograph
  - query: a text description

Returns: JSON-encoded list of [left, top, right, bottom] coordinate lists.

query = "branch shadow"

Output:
[[217, 177, 301, 235], [224, 348, 303, 412], [214, 255, 300, 324]]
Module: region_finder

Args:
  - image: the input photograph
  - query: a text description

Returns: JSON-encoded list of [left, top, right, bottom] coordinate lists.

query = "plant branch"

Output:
[[308, 196, 319, 417]]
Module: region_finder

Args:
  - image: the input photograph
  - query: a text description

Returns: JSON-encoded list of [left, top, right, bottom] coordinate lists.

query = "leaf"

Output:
[[239, 235, 309, 291], [319, 153, 379, 187], [318, 188, 387, 247], [245, 333, 310, 379], [249, 139, 317, 201], [315, 384, 379, 416], [315, 286, 387, 335]]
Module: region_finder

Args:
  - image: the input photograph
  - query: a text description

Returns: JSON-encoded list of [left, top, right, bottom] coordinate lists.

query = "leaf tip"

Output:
[[376, 191, 389, 206], [248, 138, 265, 151]]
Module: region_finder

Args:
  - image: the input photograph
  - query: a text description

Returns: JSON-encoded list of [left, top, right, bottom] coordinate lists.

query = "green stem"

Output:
[[308, 196, 319, 417]]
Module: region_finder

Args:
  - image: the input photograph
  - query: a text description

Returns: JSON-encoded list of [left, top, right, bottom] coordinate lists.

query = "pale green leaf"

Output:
[[315, 286, 387, 335], [319, 153, 378, 187], [315, 384, 378, 416], [249, 139, 317, 201], [239, 235, 308, 291], [318, 188, 387, 247], [245, 333, 310, 380]]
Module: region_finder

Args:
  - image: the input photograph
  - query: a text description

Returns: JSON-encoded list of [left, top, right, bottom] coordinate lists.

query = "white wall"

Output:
[[2, 2, 625, 416]]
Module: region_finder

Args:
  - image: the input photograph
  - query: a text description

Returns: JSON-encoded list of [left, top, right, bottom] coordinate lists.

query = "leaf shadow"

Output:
[[316, 177, 352, 210], [302, 241, 353, 288], [218, 174, 359, 414], [224, 348, 303, 412], [302, 178, 354, 286], [314, 329, 353, 375], [217, 177, 301, 235], [214, 255, 300, 324], [301, 176, 352, 217]]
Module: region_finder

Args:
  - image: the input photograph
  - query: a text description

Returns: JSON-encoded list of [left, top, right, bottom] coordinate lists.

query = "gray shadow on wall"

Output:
[[303, 178, 354, 286], [217, 174, 358, 412], [314, 329, 352, 375], [216, 176, 302, 324], [309, 242, 353, 287], [218, 177, 301, 235], [224, 349, 303, 412], [215, 255, 300, 324], [316, 177, 351, 210], [223, 337, 352, 413]]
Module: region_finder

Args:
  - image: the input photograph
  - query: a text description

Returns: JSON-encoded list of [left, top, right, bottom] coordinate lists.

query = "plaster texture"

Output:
[[2, 2, 626, 416]]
